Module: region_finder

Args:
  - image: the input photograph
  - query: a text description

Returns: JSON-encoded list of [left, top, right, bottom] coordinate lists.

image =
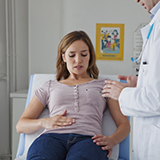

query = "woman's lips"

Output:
[[75, 65, 83, 70]]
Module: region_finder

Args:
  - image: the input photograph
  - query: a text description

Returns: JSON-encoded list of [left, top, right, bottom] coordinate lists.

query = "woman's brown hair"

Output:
[[56, 31, 99, 81]]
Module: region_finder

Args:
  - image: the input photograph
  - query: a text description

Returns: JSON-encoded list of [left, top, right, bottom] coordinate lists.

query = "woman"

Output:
[[16, 31, 130, 160]]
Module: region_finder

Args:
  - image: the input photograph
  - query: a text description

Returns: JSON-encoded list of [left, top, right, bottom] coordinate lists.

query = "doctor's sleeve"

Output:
[[118, 21, 160, 117]]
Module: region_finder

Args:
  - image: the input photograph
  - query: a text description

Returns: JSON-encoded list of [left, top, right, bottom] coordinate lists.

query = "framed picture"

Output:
[[96, 23, 124, 61]]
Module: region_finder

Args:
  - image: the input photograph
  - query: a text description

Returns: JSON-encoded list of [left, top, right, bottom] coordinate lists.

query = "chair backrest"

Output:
[[15, 74, 129, 160]]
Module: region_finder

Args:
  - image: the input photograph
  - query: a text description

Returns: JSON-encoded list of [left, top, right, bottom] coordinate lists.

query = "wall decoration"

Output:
[[96, 23, 124, 61]]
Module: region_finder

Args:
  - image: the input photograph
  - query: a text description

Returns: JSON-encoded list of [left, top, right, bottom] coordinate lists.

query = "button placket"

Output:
[[74, 85, 79, 112]]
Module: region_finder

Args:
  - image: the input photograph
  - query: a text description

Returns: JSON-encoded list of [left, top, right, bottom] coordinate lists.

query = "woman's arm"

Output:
[[16, 95, 75, 134], [107, 98, 130, 145], [92, 98, 130, 158]]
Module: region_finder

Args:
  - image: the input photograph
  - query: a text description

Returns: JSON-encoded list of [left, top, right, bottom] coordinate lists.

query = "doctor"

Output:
[[102, 0, 160, 159]]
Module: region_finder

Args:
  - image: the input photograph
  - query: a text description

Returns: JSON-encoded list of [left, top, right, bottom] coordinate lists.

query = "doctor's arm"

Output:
[[102, 75, 137, 101], [103, 23, 160, 117], [119, 23, 160, 117], [16, 95, 75, 134], [118, 75, 137, 87]]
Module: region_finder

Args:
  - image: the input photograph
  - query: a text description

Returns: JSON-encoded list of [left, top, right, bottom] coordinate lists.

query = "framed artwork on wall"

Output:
[[96, 23, 124, 61]]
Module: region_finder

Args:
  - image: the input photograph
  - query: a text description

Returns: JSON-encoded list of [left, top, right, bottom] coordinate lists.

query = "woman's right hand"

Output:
[[41, 110, 76, 129], [16, 96, 76, 134]]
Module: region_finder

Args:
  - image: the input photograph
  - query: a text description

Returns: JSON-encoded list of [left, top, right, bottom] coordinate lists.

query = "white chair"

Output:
[[15, 74, 130, 160]]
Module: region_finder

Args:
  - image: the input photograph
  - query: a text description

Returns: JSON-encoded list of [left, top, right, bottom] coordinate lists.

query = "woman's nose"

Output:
[[75, 55, 82, 63], [135, 0, 140, 2]]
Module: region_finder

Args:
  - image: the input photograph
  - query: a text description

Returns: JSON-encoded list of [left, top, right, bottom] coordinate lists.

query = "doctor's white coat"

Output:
[[119, 8, 160, 160]]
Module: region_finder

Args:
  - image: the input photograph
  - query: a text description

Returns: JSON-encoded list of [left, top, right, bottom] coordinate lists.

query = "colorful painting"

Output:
[[96, 23, 124, 61]]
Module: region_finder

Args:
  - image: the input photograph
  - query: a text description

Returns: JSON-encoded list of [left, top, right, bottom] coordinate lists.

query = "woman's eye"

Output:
[[69, 54, 75, 57], [81, 54, 87, 57]]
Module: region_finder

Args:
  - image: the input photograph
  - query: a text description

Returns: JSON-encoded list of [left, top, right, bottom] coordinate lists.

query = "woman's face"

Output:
[[62, 40, 90, 77]]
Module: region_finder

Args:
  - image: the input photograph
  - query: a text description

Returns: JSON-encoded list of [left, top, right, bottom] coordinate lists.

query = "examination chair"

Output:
[[15, 74, 130, 160]]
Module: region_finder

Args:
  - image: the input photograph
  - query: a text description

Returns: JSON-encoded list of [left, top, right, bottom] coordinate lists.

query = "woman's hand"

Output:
[[92, 135, 115, 158], [41, 110, 76, 129]]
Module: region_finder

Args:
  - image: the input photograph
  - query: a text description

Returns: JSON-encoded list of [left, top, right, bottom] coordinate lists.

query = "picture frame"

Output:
[[96, 23, 124, 61]]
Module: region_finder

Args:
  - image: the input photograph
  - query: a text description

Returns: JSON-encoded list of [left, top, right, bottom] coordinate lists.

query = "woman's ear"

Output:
[[62, 53, 66, 62]]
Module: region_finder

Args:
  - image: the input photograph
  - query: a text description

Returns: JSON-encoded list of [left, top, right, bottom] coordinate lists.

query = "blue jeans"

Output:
[[27, 133, 108, 160]]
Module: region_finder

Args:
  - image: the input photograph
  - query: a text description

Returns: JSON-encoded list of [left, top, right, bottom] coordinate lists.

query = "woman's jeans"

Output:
[[27, 133, 108, 160]]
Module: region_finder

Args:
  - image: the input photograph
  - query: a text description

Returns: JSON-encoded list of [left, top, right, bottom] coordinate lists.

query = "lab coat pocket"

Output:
[[142, 64, 148, 74], [141, 64, 148, 85], [148, 125, 160, 159]]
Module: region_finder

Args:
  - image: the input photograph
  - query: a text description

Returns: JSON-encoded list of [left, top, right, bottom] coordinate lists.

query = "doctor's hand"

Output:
[[41, 110, 75, 129], [102, 80, 128, 100], [92, 135, 115, 158], [118, 75, 137, 87]]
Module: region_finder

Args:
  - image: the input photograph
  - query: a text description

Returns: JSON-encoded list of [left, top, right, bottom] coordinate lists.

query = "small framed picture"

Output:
[[96, 23, 124, 61]]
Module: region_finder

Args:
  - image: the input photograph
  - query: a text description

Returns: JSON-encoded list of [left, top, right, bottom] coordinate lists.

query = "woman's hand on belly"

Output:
[[41, 110, 76, 129]]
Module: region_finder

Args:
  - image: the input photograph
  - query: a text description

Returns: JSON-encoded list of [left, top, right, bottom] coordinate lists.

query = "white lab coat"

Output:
[[119, 8, 160, 160]]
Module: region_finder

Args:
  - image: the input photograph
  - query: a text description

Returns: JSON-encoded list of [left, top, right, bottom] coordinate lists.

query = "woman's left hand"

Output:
[[92, 135, 115, 158]]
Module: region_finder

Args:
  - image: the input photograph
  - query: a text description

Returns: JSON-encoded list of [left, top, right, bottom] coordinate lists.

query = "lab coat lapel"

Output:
[[149, 8, 160, 26], [141, 8, 160, 48], [141, 25, 150, 47]]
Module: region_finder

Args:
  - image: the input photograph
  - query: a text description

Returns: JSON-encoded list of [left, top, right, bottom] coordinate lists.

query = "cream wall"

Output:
[[61, 0, 150, 75], [28, 0, 150, 77], [9, 0, 151, 91], [28, 0, 60, 76]]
